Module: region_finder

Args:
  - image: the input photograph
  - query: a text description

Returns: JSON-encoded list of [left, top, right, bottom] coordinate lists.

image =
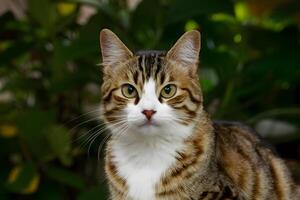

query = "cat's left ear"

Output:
[[100, 29, 133, 67], [166, 30, 201, 67]]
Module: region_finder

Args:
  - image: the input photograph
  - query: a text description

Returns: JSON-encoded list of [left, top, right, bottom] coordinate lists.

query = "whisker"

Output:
[[80, 125, 109, 149], [63, 109, 101, 126], [93, 122, 128, 160], [73, 123, 106, 144], [75, 117, 128, 144], [69, 117, 102, 134], [82, 120, 126, 148], [74, 117, 130, 143], [84, 120, 129, 156], [97, 133, 112, 161]]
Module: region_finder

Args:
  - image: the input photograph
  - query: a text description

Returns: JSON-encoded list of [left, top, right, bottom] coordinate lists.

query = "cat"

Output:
[[99, 29, 299, 200]]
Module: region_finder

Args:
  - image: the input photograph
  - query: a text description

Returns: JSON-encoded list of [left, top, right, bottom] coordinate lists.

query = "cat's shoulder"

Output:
[[212, 120, 279, 163], [213, 120, 258, 136], [212, 120, 272, 150]]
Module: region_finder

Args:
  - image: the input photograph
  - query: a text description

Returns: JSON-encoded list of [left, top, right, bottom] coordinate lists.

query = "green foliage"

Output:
[[0, 0, 299, 199], [46, 126, 72, 166], [6, 163, 38, 194], [45, 166, 85, 189]]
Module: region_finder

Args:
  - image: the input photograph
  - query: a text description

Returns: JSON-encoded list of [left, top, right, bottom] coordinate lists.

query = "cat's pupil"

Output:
[[164, 86, 171, 94], [128, 85, 134, 94]]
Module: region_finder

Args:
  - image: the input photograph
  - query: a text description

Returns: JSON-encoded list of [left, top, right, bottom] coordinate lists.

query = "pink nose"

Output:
[[142, 110, 156, 120]]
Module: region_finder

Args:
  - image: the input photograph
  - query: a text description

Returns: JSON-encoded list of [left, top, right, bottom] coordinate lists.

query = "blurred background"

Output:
[[0, 0, 299, 199]]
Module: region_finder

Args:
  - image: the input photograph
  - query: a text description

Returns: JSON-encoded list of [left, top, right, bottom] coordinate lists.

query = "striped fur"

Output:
[[99, 29, 299, 200]]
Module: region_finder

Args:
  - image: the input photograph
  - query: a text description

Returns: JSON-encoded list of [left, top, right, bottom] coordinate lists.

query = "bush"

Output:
[[0, 0, 299, 199]]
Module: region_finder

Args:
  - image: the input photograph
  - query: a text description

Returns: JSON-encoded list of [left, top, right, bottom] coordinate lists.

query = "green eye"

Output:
[[161, 84, 177, 99], [121, 84, 137, 98]]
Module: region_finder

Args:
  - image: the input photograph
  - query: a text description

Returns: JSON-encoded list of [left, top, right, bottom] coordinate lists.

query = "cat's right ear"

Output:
[[99, 29, 133, 67], [166, 30, 201, 66]]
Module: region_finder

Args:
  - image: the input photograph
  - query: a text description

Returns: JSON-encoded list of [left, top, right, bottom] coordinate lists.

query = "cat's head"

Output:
[[99, 29, 203, 137]]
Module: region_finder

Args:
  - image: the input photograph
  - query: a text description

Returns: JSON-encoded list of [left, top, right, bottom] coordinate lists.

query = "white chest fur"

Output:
[[111, 126, 192, 200]]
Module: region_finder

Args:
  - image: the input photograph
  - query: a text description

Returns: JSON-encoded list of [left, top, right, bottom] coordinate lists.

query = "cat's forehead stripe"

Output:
[[136, 52, 165, 82]]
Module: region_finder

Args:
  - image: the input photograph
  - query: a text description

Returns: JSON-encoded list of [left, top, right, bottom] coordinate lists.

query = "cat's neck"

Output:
[[109, 125, 194, 200]]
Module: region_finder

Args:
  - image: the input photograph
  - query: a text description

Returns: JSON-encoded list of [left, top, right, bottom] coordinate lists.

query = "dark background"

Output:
[[0, 0, 299, 199]]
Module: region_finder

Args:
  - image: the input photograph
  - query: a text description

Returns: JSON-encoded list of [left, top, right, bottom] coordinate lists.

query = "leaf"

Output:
[[0, 42, 32, 66], [46, 126, 72, 166], [51, 13, 107, 62], [45, 166, 85, 190], [200, 68, 219, 92], [185, 20, 200, 31], [6, 163, 40, 194], [131, 0, 163, 29], [0, 124, 17, 138], [246, 48, 300, 83], [56, 3, 77, 16], [27, 0, 58, 35], [17, 110, 55, 141], [168, 0, 233, 23], [16, 110, 56, 161]]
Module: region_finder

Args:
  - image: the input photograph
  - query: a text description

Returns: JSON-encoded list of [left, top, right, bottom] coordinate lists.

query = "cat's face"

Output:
[[100, 29, 203, 137]]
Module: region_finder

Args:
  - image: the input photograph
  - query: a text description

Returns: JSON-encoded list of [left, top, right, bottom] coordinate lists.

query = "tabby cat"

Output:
[[99, 29, 299, 200]]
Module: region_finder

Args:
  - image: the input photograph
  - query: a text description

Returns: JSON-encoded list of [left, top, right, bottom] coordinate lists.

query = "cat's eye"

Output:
[[161, 84, 177, 99], [121, 84, 137, 98]]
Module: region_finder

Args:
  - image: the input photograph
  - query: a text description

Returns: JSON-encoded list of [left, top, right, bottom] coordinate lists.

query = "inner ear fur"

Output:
[[99, 29, 133, 67], [166, 30, 201, 75]]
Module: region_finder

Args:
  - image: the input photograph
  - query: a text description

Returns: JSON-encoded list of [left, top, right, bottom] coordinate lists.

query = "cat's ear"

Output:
[[100, 29, 133, 66], [166, 30, 201, 66]]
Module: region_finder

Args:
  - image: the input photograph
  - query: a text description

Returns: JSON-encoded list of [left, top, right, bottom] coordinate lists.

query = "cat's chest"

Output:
[[111, 139, 183, 200], [120, 165, 165, 200]]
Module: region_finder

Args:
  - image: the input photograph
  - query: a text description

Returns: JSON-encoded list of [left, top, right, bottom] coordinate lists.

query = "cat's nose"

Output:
[[142, 110, 156, 120]]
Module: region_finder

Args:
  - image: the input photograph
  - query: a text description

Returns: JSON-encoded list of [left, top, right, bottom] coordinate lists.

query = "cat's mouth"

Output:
[[137, 120, 159, 128]]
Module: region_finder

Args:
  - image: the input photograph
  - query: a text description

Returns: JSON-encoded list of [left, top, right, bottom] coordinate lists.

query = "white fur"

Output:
[[109, 78, 194, 200]]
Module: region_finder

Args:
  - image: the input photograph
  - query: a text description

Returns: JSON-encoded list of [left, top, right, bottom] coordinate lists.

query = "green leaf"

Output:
[[6, 163, 39, 194], [246, 48, 300, 83], [168, 0, 233, 23], [17, 110, 55, 141], [16, 110, 56, 161], [50, 13, 108, 62], [200, 68, 219, 92], [46, 126, 72, 166], [27, 0, 58, 35], [0, 42, 32, 66], [45, 166, 85, 190]]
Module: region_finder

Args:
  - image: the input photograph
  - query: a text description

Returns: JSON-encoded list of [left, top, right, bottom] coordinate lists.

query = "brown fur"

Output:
[[106, 119, 299, 199], [99, 29, 299, 200]]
